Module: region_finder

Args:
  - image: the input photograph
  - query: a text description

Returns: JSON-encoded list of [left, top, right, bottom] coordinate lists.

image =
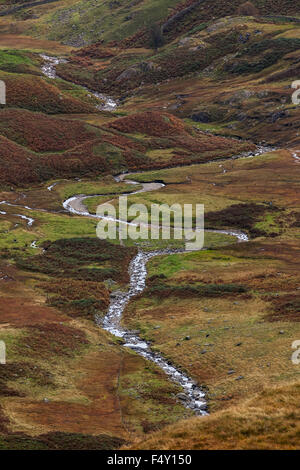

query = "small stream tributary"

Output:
[[63, 174, 249, 415], [40, 54, 118, 111]]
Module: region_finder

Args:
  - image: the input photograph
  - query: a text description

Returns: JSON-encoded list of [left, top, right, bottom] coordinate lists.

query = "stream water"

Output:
[[0, 175, 247, 413], [0, 201, 35, 226], [62, 173, 249, 415], [5, 53, 270, 414], [40, 54, 118, 111]]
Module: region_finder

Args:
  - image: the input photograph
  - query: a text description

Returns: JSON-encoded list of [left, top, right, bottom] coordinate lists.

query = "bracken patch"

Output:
[[18, 238, 137, 284], [266, 294, 300, 322], [0, 362, 54, 396], [18, 323, 88, 359], [39, 279, 110, 319], [0, 108, 94, 152]]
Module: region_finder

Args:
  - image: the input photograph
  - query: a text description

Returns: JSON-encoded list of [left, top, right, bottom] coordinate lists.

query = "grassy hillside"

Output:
[[120, 149, 300, 449], [53, 15, 300, 146], [127, 380, 300, 449], [0, 0, 299, 452], [0, 42, 254, 188], [0, 0, 299, 46]]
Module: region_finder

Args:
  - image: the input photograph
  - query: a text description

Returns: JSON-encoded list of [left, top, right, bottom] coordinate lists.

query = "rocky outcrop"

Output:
[[116, 61, 159, 82], [162, 1, 205, 34]]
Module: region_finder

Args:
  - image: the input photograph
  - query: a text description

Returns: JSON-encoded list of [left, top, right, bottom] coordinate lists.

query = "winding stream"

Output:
[[40, 54, 118, 111], [0, 164, 252, 414], [62, 173, 249, 415], [0, 173, 247, 413], [4, 53, 268, 414], [0, 201, 35, 226]]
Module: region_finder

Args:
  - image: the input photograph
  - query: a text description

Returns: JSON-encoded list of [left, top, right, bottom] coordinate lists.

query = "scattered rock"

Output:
[[176, 393, 188, 401], [270, 110, 287, 123], [197, 403, 207, 411], [238, 33, 250, 43], [104, 278, 116, 288], [110, 290, 123, 298], [190, 111, 211, 123], [116, 67, 140, 82]]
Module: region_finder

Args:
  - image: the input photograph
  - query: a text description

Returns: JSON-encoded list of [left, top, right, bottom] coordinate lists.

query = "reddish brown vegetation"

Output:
[[39, 279, 110, 319], [0, 134, 103, 186], [0, 108, 253, 186], [0, 295, 66, 327], [0, 406, 9, 433], [266, 294, 300, 322], [19, 238, 137, 284], [20, 323, 88, 359], [0, 109, 93, 152], [0, 362, 54, 397], [107, 111, 254, 168], [108, 112, 187, 137], [5, 75, 93, 114], [0, 135, 39, 185]]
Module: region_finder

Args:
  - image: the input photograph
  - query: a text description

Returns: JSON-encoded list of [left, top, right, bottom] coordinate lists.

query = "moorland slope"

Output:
[[0, 0, 299, 450]]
